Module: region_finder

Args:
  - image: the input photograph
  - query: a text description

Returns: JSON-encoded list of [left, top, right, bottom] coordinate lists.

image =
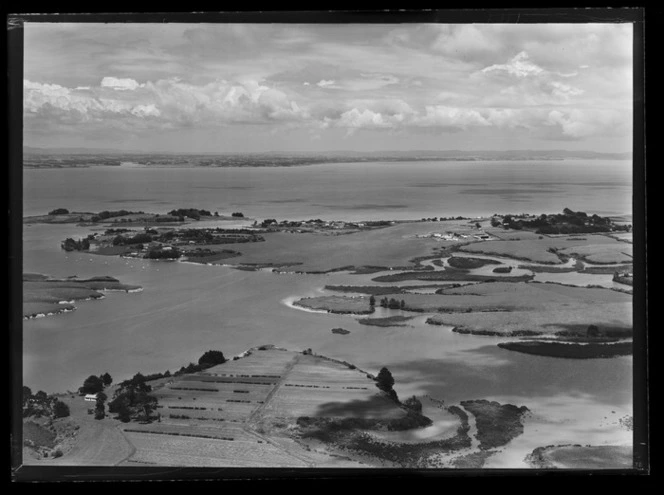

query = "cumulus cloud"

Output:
[[550, 81, 584, 100], [481, 51, 544, 78], [25, 77, 309, 129], [431, 25, 499, 57], [337, 108, 394, 129], [413, 106, 491, 130], [317, 79, 336, 88], [545, 109, 628, 139], [24, 80, 132, 121], [130, 104, 161, 118], [101, 76, 143, 91]]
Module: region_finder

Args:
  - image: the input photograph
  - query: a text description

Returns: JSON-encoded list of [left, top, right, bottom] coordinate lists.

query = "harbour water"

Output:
[[21, 159, 634, 467]]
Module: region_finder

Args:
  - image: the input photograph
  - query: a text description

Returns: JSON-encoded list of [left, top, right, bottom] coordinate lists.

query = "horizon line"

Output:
[[23, 146, 633, 156]]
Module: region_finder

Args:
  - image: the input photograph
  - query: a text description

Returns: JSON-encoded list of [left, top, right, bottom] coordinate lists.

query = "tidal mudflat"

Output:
[[22, 207, 634, 469]]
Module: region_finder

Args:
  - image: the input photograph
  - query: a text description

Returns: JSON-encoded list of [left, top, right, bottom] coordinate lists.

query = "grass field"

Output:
[[558, 243, 633, 264], [116, 348, 414, 467], [215, 220, 481, 273], [457, 233, 626, 264], [423, 282, 631, 334], [23, 274, 142, 318], [297, 281, 630, 326], [294, 295, 374, 314]]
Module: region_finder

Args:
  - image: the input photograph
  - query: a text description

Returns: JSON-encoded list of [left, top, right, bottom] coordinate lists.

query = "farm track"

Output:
[[247, 353, 300, 424]]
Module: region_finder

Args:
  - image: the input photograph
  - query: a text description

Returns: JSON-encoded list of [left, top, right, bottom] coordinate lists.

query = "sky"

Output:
[[23, 22, 634, 153]]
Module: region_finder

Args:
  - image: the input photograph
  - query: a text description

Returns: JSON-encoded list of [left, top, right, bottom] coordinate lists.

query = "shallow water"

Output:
[[20, 159, 634, 467], [23, 160, 632, 220]]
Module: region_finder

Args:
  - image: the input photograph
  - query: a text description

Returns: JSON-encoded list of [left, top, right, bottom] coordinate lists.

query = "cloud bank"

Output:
[[23, 22, 633, 151]]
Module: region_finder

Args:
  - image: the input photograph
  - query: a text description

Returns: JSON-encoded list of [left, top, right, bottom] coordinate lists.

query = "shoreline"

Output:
[[23, 273, 143, 320], [21, 207, 634, 468]]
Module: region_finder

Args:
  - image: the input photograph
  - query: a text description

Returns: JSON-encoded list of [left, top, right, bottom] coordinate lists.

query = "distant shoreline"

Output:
[[22, 149, 633, 169]]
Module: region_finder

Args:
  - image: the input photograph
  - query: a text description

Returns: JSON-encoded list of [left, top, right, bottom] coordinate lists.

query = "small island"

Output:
[[23, 273, 142, 319]]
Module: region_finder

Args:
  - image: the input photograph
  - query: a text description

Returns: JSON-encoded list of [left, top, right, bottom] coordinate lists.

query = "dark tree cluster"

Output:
[[112, 232, 153, 246], [402, 395, 423, 413], [198, 350, 227, 368], [375, 367, 399, 402], [364, 220, 392, 227], [498, 208, 629, 235], [167, 208, 212, 220], [91, 210, 144, 222], [78, 372, 112, 395], [379, 297, 406, 310], [178, 229, 215, 242], [48, 208, 69, 215], [94, 392, 108, 420], [108, 373, 158, 423], [22, 386, 70, 419], [61, 237, 90, 251], [145, 247, 181, 259], [231, 212, 244, 217], [261, 218, 278, 228], [127, 349, 228, 385]]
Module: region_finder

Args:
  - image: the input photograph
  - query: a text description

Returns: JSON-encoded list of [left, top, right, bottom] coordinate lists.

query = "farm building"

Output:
[[84, 393, 99, 402]]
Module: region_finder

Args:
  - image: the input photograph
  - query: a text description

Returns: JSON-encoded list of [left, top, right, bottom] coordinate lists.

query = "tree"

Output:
[[95, 392, 107, 420], [53, 400, 71, 419], [375, 367, 398, 402], [587, 325, 600, 338], [22, 386, 32, 405], [81, 375, 104, 394], [100, 372, 113, 387], [48, 208, 69, 215], [376, 367, 395, 392], [475, 222, 481, 229], [403, 395, 423, 413], [135, 391, 158, 421], [109, 396, 132, 422], [108, 373, 158, 423], [369, 295, 376, 307], [198, 350, 227, 368], [34, 390, 48, 402], [400, 299, 406, 310], [387, 298, 401, 309]]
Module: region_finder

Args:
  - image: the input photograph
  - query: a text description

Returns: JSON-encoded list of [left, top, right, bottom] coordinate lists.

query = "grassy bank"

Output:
[[447, 256, 502, 269], [356, 316, 415, 327], [371, 271, 534, 283], [497, 341, 633, 359], [460, 400, 529, 450], [296, 403, 472, 468], [457, 233, 627, 265], [293, 296, 374, 315], [23, 274, 142, 319]]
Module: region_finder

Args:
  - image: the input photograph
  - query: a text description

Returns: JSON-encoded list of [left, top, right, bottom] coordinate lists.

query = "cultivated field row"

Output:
[[122, 348, 408, 466]]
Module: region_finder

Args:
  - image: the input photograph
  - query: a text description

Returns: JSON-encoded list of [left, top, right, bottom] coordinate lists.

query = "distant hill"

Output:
[[24, 146, 133, 155], [23, 146, 632, 159], [22, 147, 632, 168]]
